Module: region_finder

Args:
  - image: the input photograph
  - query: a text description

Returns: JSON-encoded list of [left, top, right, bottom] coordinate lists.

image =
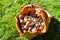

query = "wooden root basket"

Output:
[[16, 4, 52, 39]]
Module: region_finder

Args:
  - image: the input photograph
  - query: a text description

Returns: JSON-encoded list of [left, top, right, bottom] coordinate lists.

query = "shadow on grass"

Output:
[[31, 17, 60, 40]]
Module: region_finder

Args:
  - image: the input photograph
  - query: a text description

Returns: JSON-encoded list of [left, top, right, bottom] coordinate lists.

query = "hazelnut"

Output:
[[35, 23, 40, 27], [24, 16, 28, 22], [41, 22, 44, 25], [24, 21, 30, 29], [28, 22, 35, 26], [32, 27, 37, 33], [39, 26, 42, 30], [22, 27, 24, 30], [24, 25, 27, 29], [39, 26, 44, 31], [19, 19, 24, 23], [35, 23, 39, 27], [28, 27, 32, 32], [19, 14, 24, 19], [26, 21, 30, 25], [23, 30, 27, 33], [33, 18, 38, 22], [37, 26, 43, 31]]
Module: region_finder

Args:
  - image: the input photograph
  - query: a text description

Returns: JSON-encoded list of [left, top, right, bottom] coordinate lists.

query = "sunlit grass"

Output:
[[0, 0, 60, 40]]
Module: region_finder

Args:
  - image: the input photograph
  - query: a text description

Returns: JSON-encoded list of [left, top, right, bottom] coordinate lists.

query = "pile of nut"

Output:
[[19, 12, 44, 33]]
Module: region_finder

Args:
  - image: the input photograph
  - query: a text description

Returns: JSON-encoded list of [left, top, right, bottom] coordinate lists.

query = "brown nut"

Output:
[[32, 27, 37, 33], [19, 14, 24, 19], [24, 16, 28, 22], [33, 18, 38, 22], [19, 19, 24, 23], [37, 25, 44, 31], [28, 27, 32, 32], [24, 25, 28, 29], [35, 23, 41, 27], [23, 30, 27, 33]]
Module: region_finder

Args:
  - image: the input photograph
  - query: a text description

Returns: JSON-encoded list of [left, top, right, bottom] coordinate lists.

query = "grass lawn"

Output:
[[0, 0, 60, 40]]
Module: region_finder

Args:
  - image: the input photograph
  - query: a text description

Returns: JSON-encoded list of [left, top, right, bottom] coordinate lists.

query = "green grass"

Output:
[[0, 0, 60, 40]]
